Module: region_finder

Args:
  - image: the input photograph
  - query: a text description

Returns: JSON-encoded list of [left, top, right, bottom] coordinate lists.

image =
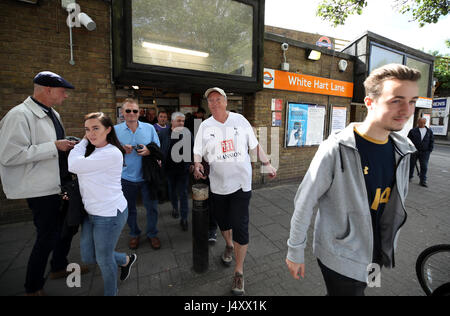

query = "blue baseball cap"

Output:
[[33, 71, 74, 89]]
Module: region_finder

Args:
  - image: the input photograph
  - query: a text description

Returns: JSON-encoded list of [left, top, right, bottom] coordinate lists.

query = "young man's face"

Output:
[[365, 79, 419, 132], [158, 113, 168, 125]]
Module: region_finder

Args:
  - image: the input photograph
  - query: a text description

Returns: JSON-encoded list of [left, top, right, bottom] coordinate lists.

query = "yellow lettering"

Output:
[[380, 187, 391, 204], [371, 188, 381, 210], [371, 188, 391, 211]]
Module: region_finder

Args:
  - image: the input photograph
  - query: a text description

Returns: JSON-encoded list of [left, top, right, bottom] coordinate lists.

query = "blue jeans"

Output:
[[167, 172, 189, 220], [121, 179, 159, 238], [80, 208, 128, 296]]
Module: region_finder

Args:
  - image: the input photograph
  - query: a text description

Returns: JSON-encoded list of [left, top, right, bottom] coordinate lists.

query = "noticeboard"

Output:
[[285, 102, 326, 147]]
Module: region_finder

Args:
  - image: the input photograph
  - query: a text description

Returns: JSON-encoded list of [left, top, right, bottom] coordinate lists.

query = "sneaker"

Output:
[[231, 272, 245, 296], [221, 245, 234, 266], [120, 254, 137, 281], [172, 209, 180, 219], [208, 231, 217, 244]]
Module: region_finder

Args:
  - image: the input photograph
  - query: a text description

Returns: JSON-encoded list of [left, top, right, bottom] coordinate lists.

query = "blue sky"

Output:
[[265, 0, 450, 55]]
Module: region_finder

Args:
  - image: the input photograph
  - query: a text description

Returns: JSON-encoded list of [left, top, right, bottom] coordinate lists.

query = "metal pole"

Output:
[[192, 184, 209, 273]]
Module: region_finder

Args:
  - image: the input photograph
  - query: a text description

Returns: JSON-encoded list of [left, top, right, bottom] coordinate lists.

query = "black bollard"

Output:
[[192, 184, 209, 273]]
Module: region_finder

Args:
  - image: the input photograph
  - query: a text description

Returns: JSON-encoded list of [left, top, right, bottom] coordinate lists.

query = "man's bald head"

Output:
[[418, 117, 427, 128]]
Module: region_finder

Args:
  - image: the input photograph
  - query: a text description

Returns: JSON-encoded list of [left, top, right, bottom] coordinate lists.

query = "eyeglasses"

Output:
[[125, 109, 139, 114]]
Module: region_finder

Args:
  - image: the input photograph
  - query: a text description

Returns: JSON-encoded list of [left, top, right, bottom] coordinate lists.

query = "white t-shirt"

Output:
[[68, 139, 128, 217], [419, 127, 427, 141], [193, 112, 259, 195]]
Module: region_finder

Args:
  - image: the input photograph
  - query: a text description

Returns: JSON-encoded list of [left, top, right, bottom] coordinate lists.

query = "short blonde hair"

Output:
[[122, 98, 138, 108]]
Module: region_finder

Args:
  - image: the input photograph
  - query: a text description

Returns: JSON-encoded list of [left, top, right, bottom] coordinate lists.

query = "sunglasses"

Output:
[[125, 109, 139, 114]]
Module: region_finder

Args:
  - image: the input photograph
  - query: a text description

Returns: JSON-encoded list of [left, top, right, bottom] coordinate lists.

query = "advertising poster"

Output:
[[286, 103, 308, 147], [286, 103, 326, 147], [430, 97, 449, 136]]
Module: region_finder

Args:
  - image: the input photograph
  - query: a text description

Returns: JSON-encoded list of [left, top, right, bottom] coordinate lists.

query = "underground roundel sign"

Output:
[[263, 69, 275, 89]]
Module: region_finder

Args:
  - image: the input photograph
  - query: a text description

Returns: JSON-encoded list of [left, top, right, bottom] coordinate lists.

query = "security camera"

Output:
[[78, 12, 96, 31], [281, 43, 289, 51]]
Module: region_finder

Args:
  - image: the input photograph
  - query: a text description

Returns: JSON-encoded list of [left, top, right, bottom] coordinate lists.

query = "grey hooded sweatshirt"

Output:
[[287, 123, 416, 283]]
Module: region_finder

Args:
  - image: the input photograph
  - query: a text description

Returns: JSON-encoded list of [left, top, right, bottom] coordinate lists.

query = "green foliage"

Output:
[[316, 0, 367, 27], [433, 54, 450, 90], [316, 0, 449, 27]]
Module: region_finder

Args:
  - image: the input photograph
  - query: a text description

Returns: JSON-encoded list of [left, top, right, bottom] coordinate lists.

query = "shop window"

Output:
[[131, 0, 253, 77], [369, 45, 403, 73], [406, 57, 430, 97]]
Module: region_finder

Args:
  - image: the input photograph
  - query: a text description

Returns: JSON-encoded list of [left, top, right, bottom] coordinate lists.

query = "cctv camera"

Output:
[[281, 43, 289, 51], [78, 12, 96, 31]]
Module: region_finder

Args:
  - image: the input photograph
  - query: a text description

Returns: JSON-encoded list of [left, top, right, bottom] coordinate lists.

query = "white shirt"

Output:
[[68, 139, 127, 217], [419, 127, 427, 141], [193, 112, 259, 195]]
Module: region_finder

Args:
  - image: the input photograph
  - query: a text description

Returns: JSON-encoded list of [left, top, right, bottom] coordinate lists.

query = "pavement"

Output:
[[0, 144, 449, 297]]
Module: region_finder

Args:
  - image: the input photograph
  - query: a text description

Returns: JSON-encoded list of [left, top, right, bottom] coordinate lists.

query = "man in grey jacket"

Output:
[[0, 71, 78, 296], [286, 64, 421, 296]]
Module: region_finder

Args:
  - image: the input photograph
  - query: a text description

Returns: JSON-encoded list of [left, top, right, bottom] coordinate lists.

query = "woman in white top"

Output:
[[68, 112, 136, 296]]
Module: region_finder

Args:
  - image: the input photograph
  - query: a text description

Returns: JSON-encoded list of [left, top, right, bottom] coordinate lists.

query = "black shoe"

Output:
[[420, 182, 428, 188], [120, 254, 137, 281], [180, 219, 188, 231], [172, 209, 180, 219], [208, 231, 217, 244]]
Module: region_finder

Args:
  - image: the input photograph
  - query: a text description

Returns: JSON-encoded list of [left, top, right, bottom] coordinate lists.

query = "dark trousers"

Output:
[[167, 171, 190, 221], [25, 195, 74, 293], [409, 151, 431, 183], [318, 260, 367, 296]]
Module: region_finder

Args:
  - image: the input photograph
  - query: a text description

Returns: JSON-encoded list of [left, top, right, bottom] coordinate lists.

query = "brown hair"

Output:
[[364, 64, 421, 100], [84, 112, 125, 158]]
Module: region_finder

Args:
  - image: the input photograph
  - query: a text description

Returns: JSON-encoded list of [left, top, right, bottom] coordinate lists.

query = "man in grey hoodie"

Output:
[[286, 64, 421, 296]]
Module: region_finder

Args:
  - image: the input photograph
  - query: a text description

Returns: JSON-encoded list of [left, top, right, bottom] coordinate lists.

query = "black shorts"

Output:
[[209, 189, 251, 245]]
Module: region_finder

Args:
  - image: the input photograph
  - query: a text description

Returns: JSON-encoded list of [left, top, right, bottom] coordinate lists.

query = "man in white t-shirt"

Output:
[[193, 87, 276, 296]]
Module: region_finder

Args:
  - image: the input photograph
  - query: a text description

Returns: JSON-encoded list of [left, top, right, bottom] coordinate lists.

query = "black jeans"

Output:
[[318, 260, 367, 296], [25, 195, 74, 293]]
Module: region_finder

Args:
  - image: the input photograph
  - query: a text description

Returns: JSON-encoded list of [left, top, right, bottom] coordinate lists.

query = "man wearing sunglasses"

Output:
[[115, 98, 162, 250]]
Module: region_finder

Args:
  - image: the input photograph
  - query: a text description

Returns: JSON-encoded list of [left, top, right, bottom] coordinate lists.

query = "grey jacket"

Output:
[[287, 123, 416, 283], [0, 97, 61, 199]]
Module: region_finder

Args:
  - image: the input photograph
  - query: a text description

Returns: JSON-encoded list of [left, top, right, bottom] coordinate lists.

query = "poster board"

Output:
[[331, 106, 347, 133], [430, 97, 450, 136], [285, 103, 326, 147]]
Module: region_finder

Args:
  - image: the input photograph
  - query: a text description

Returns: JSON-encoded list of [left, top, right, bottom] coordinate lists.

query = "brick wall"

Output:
[[0, 0, 114, 224], [265, 26, 336, 49], [248, 38, 354, 186]]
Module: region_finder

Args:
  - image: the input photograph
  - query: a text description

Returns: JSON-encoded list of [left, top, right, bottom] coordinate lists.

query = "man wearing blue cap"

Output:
[[0, 71, 80, 296]]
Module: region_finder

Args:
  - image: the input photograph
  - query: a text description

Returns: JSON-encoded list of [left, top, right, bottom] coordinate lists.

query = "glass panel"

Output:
[[132, 0, 254, 77], [369, 45, 403, 73], [406, 57, 430, 97]]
